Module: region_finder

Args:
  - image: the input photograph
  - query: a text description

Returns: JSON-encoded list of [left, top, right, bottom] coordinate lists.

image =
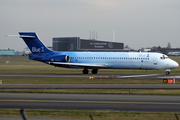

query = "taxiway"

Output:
[[0, 93, 180, 112], [0, 73, 180, 112], [0, 73, 180, 79]]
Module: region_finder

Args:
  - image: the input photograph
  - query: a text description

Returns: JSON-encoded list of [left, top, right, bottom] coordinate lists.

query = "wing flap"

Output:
[[50, 62, 106, 68]]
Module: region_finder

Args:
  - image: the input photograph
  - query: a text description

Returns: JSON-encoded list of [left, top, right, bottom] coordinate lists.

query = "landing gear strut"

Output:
[[83, 68, 89, 74], [92, 69, 98, 74]]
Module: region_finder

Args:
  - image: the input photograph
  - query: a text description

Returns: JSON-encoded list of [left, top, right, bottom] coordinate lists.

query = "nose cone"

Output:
[[171, 61, 179, 69], [175, 61, 179, 68], [166, 60, 179, 69]]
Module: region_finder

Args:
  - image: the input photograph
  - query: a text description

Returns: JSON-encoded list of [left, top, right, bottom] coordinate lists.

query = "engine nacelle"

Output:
[[42, 55, 70, 63]]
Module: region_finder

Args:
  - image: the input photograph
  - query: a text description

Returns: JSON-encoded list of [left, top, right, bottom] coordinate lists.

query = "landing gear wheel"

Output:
[[83, 69, 89, 74], [166, 71, 170, 75], [92, 69, 98, 74]]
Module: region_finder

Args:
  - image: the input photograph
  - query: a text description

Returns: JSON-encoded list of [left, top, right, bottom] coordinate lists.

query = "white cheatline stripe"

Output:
[[119, 74, 159, 78], [158, 76, 180, 79]]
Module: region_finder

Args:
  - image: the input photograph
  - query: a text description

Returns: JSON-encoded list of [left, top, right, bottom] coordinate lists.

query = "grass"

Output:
[[0, 56, 180, 119], [1, 77, 180, 95], [1, 89, 180, 95], [0, 108, 180, 120], [1, 77, 180, 84], [0, 55, 180, 96], [0, 56, 180, 74], [0, 63, 179, 74]]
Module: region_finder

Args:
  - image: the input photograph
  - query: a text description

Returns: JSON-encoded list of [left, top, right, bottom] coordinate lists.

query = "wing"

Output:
[[50, 62, 106, 68]]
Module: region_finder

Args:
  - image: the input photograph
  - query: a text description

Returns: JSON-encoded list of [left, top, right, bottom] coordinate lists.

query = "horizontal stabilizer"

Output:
[[5, 35, 35, 38]]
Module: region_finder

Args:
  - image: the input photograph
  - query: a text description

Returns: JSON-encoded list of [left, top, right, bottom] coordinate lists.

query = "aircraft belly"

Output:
[[141, 61, 149, 69]]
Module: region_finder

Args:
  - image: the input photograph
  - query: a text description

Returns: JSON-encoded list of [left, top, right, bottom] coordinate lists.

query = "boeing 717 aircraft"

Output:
[[10, 32, 179, 75]]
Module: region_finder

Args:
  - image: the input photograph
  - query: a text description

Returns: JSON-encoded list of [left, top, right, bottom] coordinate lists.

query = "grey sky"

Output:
[[0, 0, 179, 51]]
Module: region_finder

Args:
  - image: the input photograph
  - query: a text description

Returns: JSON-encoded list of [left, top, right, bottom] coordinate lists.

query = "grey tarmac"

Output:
[[0, 84, 180, 89], [0, 93, 180, 112], [0, 73, 180, 79]]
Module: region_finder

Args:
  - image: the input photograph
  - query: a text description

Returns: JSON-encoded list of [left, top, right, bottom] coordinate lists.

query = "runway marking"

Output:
[[0, 74, 162, 78], [91, 74, 161, 79], [0, 99, 180, 105], [158, 76, 180, 79], [118, 74, 159, 78]]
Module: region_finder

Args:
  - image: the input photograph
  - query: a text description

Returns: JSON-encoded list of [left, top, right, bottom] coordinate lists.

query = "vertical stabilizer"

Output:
[[19, 32, 52, 54]]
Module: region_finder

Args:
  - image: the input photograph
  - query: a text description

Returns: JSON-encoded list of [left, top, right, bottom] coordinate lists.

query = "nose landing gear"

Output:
[[166, 71, 170, 75], [166, 69, 170, 75]]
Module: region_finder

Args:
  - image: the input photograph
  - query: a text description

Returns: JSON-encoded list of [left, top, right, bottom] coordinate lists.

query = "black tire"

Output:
[[83, 69, 89, 74], [92, 69, 98, 74], [166, 71, 170, 75]]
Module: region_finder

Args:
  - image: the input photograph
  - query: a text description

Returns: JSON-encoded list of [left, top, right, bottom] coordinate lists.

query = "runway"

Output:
[[1, 84, 180, 89], [0, 93, 180, 112], [0, 73, 180, 79], [1, 73, 180, 112], [1, 73, 180, 89]]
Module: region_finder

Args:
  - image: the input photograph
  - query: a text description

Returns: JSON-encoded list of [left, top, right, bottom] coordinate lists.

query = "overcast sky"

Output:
[[0, 0, 180, 51]]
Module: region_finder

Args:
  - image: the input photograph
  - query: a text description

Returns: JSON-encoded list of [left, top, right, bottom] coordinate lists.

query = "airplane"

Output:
[[167, 52, 180, 56], [8, 32, 179, 75]]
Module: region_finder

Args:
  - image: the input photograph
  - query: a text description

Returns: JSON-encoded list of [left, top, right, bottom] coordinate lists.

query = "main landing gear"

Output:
[[82, 68, 98, 74], [83, 68, 89, 74], [92, 69, 98, 74]]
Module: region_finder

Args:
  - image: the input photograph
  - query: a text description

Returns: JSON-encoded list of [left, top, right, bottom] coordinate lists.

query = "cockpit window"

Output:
[[160, 55, 169, 59]]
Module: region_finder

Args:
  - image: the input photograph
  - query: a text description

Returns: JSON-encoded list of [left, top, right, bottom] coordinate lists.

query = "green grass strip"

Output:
[[1, 89, 180, 95], [0, 108, 180, 120], [1, 77, 180, 84]]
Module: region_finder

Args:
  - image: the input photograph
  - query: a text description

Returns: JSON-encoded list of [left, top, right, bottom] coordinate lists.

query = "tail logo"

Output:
[[32, 47, 45, 52]]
